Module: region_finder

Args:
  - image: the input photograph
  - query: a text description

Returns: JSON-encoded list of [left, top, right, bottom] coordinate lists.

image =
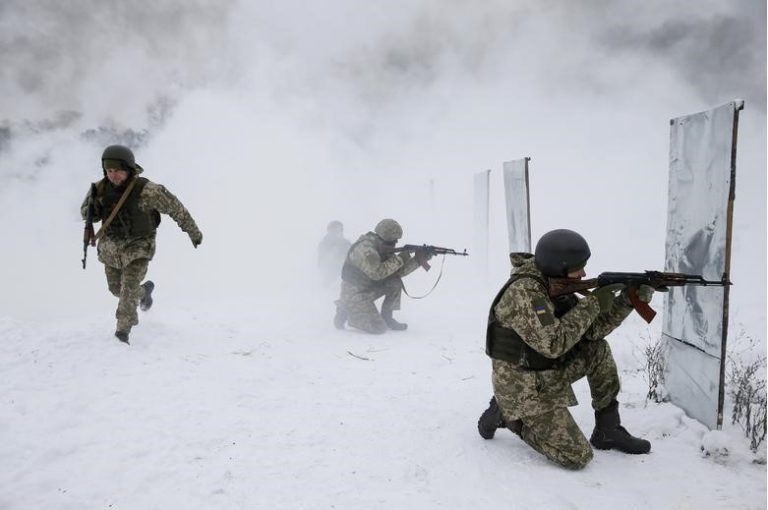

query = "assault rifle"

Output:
[[81, 183, 97, 269], [393, 244, 469, 271], [548, 271, 732, 323]]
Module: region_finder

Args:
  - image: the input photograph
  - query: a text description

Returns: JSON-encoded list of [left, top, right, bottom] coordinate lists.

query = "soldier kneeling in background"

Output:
[[333, 218, 432, 334]]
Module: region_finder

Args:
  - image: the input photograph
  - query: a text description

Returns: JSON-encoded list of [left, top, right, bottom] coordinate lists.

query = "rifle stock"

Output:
[[548, 277, 598, 297]]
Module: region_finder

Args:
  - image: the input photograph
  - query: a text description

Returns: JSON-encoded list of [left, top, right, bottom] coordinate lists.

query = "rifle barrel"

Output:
[[395, 244, 469, 256]]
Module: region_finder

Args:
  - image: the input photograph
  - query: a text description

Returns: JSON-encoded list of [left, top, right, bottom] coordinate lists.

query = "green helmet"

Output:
[[534, 229, 591, 277], [374, 218, 403, 242], [101, 145, 137, 171]]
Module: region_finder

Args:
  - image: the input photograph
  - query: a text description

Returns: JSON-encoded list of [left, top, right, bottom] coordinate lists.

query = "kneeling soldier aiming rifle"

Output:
[[334, 219, 468, 334], [477, 228, 730, 470]]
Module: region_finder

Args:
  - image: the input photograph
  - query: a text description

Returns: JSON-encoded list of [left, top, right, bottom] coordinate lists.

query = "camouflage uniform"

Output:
[[337, 232, 421, 334], [489, 253, 634, 469], [81, 164, 202, 334]]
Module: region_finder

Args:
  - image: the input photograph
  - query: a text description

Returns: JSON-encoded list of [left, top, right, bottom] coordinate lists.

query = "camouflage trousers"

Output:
[[337, 276, 403, 334], [96, 235, 155, 332], [104, 258, 149, 332], [495, 339, 620, 470]]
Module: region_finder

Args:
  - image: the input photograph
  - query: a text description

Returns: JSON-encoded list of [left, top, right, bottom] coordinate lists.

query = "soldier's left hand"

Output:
[[621, 284, 654, 305], [636, 284, 654, 303], [415, 248, 433, 263], [190, 231, 203, 248]]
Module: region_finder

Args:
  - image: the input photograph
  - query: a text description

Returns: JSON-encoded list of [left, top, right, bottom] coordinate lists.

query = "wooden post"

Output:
[[717, 101, 744, 429]]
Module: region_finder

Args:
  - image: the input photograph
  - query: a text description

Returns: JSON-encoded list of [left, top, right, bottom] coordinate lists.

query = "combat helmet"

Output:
[[534, 229, 591, 277], [101, 144, 137, 174], [374, 218, 403, 242]]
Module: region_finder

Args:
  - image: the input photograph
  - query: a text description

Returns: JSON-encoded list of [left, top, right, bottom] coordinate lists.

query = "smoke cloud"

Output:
[[0, 0, 764, 341]]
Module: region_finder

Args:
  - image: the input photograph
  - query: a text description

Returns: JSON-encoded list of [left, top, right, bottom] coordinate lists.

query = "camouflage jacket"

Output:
[[491, 253, 634, 416], [80, 166, 201, 268], [340, 232, 420, 290]]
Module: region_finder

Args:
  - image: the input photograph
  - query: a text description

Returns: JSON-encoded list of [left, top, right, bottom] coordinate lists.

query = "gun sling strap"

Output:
[[94, 177, 139, 240], [401, 254, 447, 299]]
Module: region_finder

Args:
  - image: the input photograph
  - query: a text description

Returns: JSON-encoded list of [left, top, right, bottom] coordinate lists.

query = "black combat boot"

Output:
[[115, 330, 130, 344], [333, 306, 348, 330], [590, 400, 651, 454], [478, 397, 504, 439], [140, 280, 155, 311], [477, 396, 522, 439], [381, 309, 407, 331]]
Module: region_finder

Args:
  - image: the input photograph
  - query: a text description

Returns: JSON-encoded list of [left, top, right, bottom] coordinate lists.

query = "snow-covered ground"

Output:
[[1, 284, 764, 509]]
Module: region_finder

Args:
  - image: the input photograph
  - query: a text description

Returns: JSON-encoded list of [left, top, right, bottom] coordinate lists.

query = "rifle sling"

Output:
[[94, 177, 139, 240], [401, 254, 446, 299]]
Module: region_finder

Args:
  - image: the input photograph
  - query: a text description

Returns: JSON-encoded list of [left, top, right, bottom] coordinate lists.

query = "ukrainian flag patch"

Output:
[[531, 297, 554, 326]]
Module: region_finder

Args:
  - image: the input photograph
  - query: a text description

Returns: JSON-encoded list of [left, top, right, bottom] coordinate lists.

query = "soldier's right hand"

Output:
[[190, 231, 203, 248], [593, 283, 625, 313]]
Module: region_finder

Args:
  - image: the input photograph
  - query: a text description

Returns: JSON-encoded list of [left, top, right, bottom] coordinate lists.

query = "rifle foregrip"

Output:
[[628, 287, 656, 323]]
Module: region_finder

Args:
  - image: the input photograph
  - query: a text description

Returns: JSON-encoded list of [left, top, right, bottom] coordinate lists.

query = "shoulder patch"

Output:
[[531, 296, 555, 326]]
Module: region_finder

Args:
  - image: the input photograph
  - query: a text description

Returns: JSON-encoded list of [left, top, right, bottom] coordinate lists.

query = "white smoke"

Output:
[[0, 0, 763, 345]]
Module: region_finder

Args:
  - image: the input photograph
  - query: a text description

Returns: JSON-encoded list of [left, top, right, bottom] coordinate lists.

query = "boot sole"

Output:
[[590, 438, 651, 454]]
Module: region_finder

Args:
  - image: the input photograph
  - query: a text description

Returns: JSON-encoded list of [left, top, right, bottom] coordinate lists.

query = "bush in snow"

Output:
[[727, 332, 767, 455], [643, 333, 668, 403]]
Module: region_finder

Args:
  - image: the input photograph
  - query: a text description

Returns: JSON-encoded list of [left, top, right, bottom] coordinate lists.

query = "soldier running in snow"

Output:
[[333, 218, 432, 333], [477, 229, 653, 469], [80, 145, 203, 344]]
